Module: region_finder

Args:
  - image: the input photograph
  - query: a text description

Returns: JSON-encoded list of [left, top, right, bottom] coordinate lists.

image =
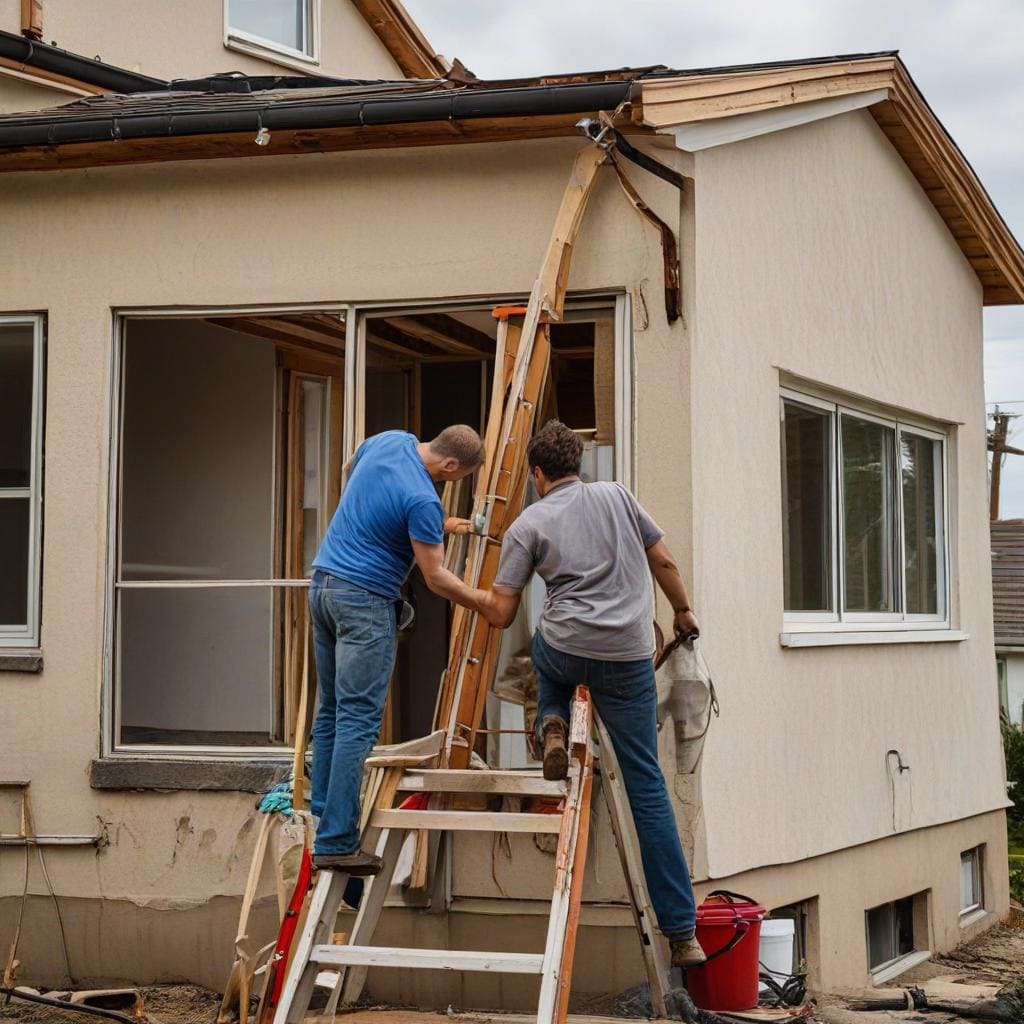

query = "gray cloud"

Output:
[[406, 0, 1024, 514]]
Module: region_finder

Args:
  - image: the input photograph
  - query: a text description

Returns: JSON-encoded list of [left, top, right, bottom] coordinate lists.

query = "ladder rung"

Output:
[[310, 944, 545, 974], [370, 808, 562, 833], [398, 769, 568, 798]]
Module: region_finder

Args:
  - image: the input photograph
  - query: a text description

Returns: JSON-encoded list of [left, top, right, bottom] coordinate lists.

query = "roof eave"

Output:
[[351, 0, 449, 79], [637, 54, 1024, 306]]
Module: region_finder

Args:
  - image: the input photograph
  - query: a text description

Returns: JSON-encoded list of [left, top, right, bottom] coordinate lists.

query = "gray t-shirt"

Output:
[[494, 480, 664, 661]]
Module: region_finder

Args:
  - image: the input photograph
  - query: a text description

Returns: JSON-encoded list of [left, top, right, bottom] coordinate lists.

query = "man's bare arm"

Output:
[[477, 586, 522, 629], [646, 539, 700, 639], [411, 538, 487, 612]]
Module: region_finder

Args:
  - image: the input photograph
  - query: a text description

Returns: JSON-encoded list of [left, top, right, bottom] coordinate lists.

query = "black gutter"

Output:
[[0, 79, 635, 149], [0, 28, 165, 94]]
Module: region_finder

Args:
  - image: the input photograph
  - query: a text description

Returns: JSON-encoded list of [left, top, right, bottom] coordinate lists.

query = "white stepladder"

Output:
[[272, 686, 675, 1024]]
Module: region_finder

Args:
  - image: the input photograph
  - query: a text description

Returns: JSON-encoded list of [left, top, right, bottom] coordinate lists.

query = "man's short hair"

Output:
[[429, 425, 485, 468], [527, 420, 583, 480]]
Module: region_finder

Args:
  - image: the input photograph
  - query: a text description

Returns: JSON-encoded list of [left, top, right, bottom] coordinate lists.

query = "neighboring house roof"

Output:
[[993, 520, 1024, 648], [0, 49, 1019, 304]]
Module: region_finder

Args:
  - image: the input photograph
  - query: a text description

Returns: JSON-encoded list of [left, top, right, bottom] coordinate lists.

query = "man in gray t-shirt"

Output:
[[478, 420, 706, 968]]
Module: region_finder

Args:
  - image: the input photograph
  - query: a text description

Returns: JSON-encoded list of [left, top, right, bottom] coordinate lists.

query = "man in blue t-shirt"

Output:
[[309, 425, 488, 873]]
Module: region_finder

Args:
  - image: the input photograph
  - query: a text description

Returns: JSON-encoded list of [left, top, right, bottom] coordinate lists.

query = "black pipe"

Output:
[[0, 79, 634, 149], [0, 986, 139, 1024], [0, 28, 164, 93]]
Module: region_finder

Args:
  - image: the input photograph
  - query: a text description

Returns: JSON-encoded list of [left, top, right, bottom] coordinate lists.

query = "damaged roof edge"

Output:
[[0, 79, 636, 148], [0, 28, 165, 94]]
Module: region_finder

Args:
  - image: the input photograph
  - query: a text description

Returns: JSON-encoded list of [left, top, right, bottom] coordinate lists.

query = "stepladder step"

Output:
[[311, 945, 545, 974], [369, 808, 562, 833]]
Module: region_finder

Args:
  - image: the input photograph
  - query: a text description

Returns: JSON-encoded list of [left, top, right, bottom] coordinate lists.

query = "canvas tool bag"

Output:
[[655, 634, 719, 774]]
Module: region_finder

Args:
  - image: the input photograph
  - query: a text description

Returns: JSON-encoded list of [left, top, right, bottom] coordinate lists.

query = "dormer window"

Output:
[[226, 0, 318, 64]]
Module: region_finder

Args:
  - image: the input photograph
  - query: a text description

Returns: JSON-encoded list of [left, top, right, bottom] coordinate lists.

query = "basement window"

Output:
[[960, 847, 983, 916], [111, 312, 344, 751], [781, 388, 949, 633], [226, 0, 318, 64], [0, 316, 44, 650]]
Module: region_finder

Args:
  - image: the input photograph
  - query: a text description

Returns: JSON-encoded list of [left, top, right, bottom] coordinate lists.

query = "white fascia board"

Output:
[[0, 64, 93, 98], [661, 88, 890, 152]]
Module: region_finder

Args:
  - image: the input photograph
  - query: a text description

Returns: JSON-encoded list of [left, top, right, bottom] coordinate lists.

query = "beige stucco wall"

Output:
[[0, 112, 1008, 993], [0, 69, 81, 113], [688, 108, 1008, 880], [0, 0, 402, 82]]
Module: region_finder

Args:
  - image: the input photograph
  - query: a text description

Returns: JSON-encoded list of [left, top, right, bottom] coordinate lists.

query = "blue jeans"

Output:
[[309, 572, 397, 856], [532, 630, 696, 939]]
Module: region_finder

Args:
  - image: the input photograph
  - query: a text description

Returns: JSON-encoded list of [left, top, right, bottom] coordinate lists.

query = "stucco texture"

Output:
[[0, 137, 679, 912], [689, 109, 1006, 879], [0, 0, 402, 82], [0, 113, 1008, 992], [0, 73, 80, 114]]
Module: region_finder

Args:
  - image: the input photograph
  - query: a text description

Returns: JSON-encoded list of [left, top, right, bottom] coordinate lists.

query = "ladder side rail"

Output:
[[595, 715, 671, 1018]]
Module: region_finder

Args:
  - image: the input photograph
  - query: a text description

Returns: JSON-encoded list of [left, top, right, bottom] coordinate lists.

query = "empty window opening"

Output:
[[960, 846, 983, 915], [114, 313, 344, 749], [360, 304, 619, 749], [0, 317, 44, 647]]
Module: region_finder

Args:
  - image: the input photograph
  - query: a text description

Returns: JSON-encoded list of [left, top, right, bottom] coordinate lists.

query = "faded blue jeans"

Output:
[[532, 630, 697, 939], [309, 571, 397, 856]]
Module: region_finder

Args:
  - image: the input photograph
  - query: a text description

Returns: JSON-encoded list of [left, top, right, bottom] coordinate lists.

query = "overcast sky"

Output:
[[406, 0, 1024, 516]]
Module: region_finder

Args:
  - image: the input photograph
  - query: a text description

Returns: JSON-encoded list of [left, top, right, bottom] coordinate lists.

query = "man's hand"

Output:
[[444, 517, 474, 536], [674, 608, 700, 641]]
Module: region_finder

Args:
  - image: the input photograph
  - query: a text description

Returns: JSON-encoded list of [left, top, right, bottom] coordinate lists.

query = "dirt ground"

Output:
[[2, 923, 1021, 1024]]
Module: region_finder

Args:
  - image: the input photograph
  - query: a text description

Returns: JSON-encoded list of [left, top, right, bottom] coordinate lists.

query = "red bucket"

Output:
[[686, 890, 765, 1011]]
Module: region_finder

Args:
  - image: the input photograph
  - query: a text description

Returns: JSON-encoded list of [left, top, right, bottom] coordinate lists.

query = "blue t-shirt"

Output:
[[313, 431, 444, 599]]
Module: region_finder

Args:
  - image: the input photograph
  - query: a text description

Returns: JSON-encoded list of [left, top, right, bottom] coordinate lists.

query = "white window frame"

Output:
[[104, 293, 635, 760], [224, 0, 320, 69], [781, 387, 951, 637], [959, 846, 983, 917], [0, 314, 44, 649]]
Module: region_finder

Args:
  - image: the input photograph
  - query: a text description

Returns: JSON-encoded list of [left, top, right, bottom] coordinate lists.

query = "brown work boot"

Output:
[[669, 935, 707, 969], [540, 716, 569, 781], [313, 850, 383, 875]]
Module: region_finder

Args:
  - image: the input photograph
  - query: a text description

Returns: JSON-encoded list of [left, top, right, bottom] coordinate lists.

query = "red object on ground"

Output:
[[686, 891, 765, 1011]]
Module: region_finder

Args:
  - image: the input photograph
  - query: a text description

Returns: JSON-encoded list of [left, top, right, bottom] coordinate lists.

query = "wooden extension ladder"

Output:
[[272, 688, 673, 1024]]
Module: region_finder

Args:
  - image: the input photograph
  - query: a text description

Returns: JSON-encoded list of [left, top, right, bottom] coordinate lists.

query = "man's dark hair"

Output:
[[429, 425, 485, 468], [527, 420, 583, 480]]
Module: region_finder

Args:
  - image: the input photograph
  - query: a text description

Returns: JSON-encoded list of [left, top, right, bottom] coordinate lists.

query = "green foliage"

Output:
[[1002, 716, 1024, 834], [1010, 862, 1024, 905]]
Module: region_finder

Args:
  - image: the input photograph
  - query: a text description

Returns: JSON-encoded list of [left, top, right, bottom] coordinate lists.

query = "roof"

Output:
[[0, 49, 1019, 303], [993, 520, 1024, 648], [0, 2, 447, 88]]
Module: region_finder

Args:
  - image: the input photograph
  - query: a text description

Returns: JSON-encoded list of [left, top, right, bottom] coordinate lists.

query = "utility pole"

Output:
[[988, 408, 1024, 520]]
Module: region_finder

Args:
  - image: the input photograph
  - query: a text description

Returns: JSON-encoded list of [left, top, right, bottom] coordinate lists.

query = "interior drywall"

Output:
[[0, 0, 403, 83], [118, 319, 276, 736], [689, 108, 1006, 878]]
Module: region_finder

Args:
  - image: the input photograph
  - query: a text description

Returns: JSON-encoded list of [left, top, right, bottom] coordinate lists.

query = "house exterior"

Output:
[[993, 520, 1024, 726], [1, 1, 1021, 1007]]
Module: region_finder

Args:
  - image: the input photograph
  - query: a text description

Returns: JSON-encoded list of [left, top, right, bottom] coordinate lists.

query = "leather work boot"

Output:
[[540, 716, 569, 781], [312, 850, 384, 875], [669, 935, 707, 969]]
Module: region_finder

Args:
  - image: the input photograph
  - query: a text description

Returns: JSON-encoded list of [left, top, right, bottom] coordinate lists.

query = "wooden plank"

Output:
[[21, 0, 42, 39], [313, 945, 545, 974], [369, 809, 562, 833], [0, 113, 626, 174], [398, 769, 568, 797]]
